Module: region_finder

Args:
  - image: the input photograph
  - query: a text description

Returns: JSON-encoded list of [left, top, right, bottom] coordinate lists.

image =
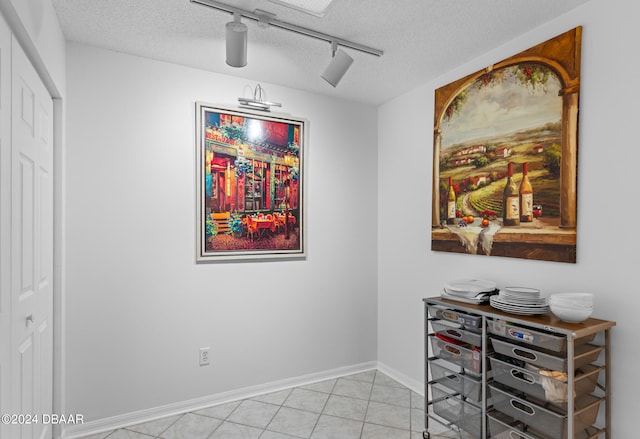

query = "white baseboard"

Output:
[[375, 361, 423, 395], [63, 361, 378, 439]]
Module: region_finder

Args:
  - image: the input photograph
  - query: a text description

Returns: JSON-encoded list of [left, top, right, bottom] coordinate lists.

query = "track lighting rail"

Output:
[[190, 0, 384, 57]]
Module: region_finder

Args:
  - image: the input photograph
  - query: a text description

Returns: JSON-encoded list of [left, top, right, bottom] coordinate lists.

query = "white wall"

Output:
[[378, 0, 639, 435], [64, 43, 378, 425]]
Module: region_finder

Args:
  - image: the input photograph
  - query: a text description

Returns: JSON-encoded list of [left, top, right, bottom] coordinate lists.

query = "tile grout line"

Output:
[[357, 370, 377, 439], [267, 389, 302, 438], [256, 388, 293, 439], [306, 377, 338, 439], [159, 412, 184, 439], [409, 385, 415, 439], [203, 409, 224, 439]]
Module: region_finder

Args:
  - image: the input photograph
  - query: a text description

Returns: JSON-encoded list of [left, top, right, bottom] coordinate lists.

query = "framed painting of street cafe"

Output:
[[431, 27, 581, 263], [196, 102, 306, 261]]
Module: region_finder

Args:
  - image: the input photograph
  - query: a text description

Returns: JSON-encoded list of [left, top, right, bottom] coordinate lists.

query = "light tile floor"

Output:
[[78, 370, 460, 439]]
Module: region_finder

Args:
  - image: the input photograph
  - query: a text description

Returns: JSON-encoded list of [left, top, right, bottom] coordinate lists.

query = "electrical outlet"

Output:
[[199, 347, 210, 366]]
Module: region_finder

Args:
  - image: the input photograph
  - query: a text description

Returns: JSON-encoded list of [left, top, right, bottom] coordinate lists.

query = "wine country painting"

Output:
[[431, 28, 581, 263]]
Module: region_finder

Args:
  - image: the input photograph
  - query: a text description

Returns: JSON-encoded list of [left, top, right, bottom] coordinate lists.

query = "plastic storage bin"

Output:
[[430, 334, 482, 376], [429, 357, 483, 402], [429, 306, 482, 329], [488, 320, 595, 353], [489, 356, 600, 405], [490, 338, 603, 372], [430, 383, 482, 435], [431, 320, 483, 347], [488, 320, 567, 352], [490, 383, 602, 439]]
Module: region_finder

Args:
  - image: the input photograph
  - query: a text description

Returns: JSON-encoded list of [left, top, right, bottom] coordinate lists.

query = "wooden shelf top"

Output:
[[424, 296, 615, 338]]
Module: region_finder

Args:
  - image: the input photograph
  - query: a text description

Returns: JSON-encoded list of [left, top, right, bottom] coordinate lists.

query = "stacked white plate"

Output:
[[441, 279, 498, 304], [489, 286, 550, 315]]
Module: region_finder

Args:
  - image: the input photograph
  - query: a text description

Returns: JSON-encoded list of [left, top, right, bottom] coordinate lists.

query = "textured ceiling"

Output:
[[50, 0, 589, 106]]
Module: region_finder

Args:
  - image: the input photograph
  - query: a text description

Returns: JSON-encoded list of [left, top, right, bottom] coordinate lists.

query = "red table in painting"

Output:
[[253, 217, 276, 237], [275, 214, 296, 228]]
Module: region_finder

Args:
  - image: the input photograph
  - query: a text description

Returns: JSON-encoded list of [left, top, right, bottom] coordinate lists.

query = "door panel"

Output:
[[19, 336, 35, 438], [20, 155, 36, 294], [18, 335, 34, 413]]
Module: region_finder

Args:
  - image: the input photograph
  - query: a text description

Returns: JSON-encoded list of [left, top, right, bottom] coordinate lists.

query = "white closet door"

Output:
[[10, 32, 54, 439]]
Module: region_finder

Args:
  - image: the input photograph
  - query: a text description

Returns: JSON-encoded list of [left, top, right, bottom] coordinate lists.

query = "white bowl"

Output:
[[549, 299, 592, 310], [549, 293, 594, 309], [549, 302, 593, 323]]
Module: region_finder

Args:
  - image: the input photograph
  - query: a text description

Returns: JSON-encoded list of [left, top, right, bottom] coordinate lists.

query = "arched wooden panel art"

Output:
[[431, 27, 581, 263]]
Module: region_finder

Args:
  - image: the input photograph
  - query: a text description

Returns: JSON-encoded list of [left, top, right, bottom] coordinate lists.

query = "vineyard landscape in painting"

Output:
[[431, 28, 581, 263], [440, 65, 561, 223]]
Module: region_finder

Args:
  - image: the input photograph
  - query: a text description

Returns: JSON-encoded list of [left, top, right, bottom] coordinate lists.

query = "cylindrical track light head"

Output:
[[225, 19, 248, 67], [321, 48, 353, 87]]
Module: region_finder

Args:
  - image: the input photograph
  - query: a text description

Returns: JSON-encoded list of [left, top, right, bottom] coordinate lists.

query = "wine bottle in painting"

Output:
[[447, 176, 456, 225], [519, 162, 533, 222], [503, 162, 520, 226]]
